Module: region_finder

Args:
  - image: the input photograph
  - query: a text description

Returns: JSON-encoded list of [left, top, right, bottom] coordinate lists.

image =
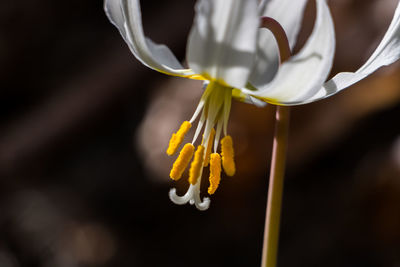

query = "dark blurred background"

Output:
[[0, 0, 400, 266]]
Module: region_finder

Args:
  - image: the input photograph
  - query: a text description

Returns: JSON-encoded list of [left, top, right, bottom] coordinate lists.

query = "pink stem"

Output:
[[259, 16, 292, 267]]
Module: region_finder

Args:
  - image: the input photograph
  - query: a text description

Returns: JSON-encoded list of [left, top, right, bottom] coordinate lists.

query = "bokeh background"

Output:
[[1, 0, 400, 266]]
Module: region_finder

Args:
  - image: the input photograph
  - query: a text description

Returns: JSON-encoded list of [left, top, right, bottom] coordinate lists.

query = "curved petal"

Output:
[[258, 0, 271, 16], [105, 0, 195, 77], [242, 0, 335, 105], [186, 0, 259, 88], [262, 0, 309, 50], [248, 0, 308, 90], [104, 0, 126, 38], [306, 0, 400, 103], [232, 89, 267, 107]]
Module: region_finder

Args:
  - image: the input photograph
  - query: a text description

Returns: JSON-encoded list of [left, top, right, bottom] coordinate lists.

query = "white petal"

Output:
[[307, 0, 400, 103], [145, 38, 185, 70], [106, 0, 194, 76], [187, 0, 259, 88], [262, 0, 308, 50], [104, 0, 126, 37], [258, 0, 269, 16], [248, 0, 308, 91], [232, 88, 267, 107], [243, 0, 335, 105]]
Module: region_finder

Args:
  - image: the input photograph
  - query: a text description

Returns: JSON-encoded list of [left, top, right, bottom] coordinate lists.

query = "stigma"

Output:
[[166, 81, 236, 210]]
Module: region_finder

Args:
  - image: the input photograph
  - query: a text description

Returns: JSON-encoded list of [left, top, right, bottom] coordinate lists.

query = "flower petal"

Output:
[[104, 0, 126, 37], [186, 0, 259, 88], [258, 0, 270, 16], [243, 0, 335, 105], [248, 0, 308, 91], [105, 0, 195, 76], [307, 0, 400, 103], [232, 89, 267, 107], [262, 0, 309, 49]]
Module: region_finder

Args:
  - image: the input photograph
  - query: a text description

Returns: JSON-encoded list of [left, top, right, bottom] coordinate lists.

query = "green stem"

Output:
[[261, 106, 290, 267]]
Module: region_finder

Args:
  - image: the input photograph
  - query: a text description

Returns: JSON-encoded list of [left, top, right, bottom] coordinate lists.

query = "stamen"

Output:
[[203, 128, 216, 167], [188, 145, 205, 185], [208, 153, 221, 195], [221, 135, 236, 176], [222, 88, 232, 136], [214, 119, 223, 153], [189, 82, 211, 123], [192, 108, 205, 144], [166, 121, 192, 156], [170, 143, 195, 181]]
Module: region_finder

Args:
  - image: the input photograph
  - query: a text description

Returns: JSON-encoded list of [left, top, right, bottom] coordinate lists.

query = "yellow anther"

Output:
[[208, 153, 221, 195], [203, 128, 216, 167], [188, 145, 205, 185], [166, 121, 192, 156], [169, 143, 195, 181], [221, 135, 236, 176]]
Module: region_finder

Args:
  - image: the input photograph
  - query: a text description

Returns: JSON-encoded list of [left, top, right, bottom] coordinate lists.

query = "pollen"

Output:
[[203, 128, 216, 167], [208, 153, 221, 195], [166, 121, 192, 156], [170, 143, 195, 181], [221, 135, 236, 176], [188, 145, 205, 185]]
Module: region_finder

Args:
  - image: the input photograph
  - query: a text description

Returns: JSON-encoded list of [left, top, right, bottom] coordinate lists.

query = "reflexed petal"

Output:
[[249, 0, 308, 90], [104, 0, 126, 38], [307, 0, 400, 103], [242, 95, 268, 107], [258, 0, 271, 16], [232, 89, 267, 107], [106, 0, 195, 76], [145, 38, 186, 70], [243, 0, 335, 105], [262, 0, 308, 50], [187, 0, 259, 88]]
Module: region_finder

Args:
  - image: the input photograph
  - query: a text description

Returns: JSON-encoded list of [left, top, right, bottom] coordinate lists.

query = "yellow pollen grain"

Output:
[[188, 145, 205, 185], [166, 121, 192, 156], [169, 143, 195, 181], [203, 128, 216, 167], [221, 135, 236, 176], [208, 153, 221, 195]]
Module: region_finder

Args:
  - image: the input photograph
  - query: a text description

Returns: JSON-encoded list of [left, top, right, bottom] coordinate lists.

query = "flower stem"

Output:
[[259, 15, 291, 267], [261, 105, 290, 267]]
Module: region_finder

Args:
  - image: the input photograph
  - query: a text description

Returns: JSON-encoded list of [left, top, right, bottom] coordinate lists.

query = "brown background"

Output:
[[0, 0, 399, 266]]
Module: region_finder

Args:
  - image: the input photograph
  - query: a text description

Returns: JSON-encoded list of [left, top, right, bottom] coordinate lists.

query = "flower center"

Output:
[[166, 80, 236, 210]]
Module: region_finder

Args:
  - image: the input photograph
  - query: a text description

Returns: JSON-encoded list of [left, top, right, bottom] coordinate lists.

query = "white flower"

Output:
[[104, 0, 400, 210]]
